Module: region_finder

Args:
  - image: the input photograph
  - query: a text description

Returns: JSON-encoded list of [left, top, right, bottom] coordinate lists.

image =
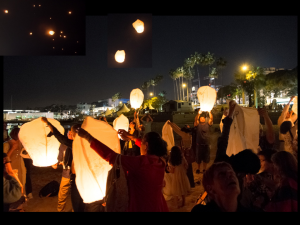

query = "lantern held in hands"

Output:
[[130, 88, 144, 109], [113, 114, 129, 139], [18, 118, 64, 167], [132, 19, 144, 33], [197, 86, 217, 112], [73, 116, 120, 203], [115, 50, 125, 63]]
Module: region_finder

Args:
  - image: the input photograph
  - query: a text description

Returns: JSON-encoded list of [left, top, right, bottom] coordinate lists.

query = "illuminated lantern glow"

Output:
[[30, 32, 32, 35], [39, 5, 41, 7], [62, 48, 64, 50], [162, 121, 174, 151], [73, 116, 120, 203], [113, 114, 129, 139], [52, 39, 54, 41], [63, 36, 66, 38], [115, 50, 125, 63], [50, 17, 51, 19], [61, 31, 63, 33], [49, 31, 55, 35], [60, 35, 62, 37], [18, 118, 64, 167], [130, 88, 144, 109], [53, 47, 55, 49], [197, 86, 217, 112], [132, 19, 144, 33], [292, 96, 297, 115], [4, 10, 8, 13], [33, 5, 35, 7], [69, 11, 72, 14]]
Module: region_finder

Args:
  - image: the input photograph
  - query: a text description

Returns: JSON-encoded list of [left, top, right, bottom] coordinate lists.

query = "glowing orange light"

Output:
[[60, 35, 62, 37], [29, 32, 32, 35], [33, 5, 35, 7], [49, 31, 55, 35], [60, 31, 63, 34], [39, 5, 41, 7], [63, 36, 66, 38], [53, 47, 55, 49], [68, 11, 72, 14], [115, 50, 125, 63], [4, 10, 8, 13], [132, 19, 144, 33], [52, 39, 54, 41], [50, 17, 51, 19], [62, 48, 64, 50]]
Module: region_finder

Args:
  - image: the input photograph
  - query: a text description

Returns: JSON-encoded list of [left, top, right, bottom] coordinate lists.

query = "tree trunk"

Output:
[[175, 79, 179, 100], [173, 80, 176, 100], [182, 76, 184, 100]]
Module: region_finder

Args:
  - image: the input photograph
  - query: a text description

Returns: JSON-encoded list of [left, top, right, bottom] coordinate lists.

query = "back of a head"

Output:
[[229, 149, 260, 175], [257, 149, 278, 163], [271, 151, 298, 180], [144, 132, 167, 157], [280, 121, 292, 134], [9, 127, 20, 140], [169, 146, 182, 166]]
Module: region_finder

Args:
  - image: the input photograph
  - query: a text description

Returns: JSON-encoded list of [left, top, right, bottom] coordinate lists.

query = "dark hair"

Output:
[[143, 132, 167, 157], [257, 149, 277, 163], [181, 125, 191, 134], [280, 121, 293, 139], [71, 124, 81, 133], [229, 149, 260, 175], [9, 127, 20, 140], [271, 151, 297, 181], [169, 146, 183, 166]]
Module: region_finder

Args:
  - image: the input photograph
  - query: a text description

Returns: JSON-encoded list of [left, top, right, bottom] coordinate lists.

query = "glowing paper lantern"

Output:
[[113, 114, 129, 139], [115, 50, 125, 63], [292, 96, 297, 115], [132, 19, 144, 33], [30, 32, 32, 35], [73, 116, 120, 203], [197, 86, 217, 112], [18, 118, 64, 167], [130, 88, 144, 109], [49, 31, 55, 35], [4, 10, 8, 13]]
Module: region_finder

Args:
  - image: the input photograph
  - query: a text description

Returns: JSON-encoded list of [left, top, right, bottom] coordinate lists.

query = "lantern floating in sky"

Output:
[[53, 47, 55, 49], [60, 35, 62, 37], [30, 32, 32, 35], [63, 36, 66, 38], [115, 50, 125, 63], [130, 88, 144, 109], [69, 11, 72, 14], [61, 31, 63, 33], [33, 5, 35, 7], [49, 31, 55, 35], [73, 116, 120, 203], [132, 19, 144, 33], [50, 17, 51, 19], [18, 118, 64, 167], [4, 10, 8, 13], [62, 48, 64, 50], [113, 114, 129, 139], [197, 86, 217, 112], [39, 5, 41, 7], [52, 39, 54, 41]]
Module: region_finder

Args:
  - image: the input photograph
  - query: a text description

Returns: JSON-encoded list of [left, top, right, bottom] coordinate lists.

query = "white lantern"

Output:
[[292, 96, 297, 115], [130, 88, 144, 109], [18, 118, 64, 167], [113, 114, 129, 139], [73, 116, 120, 203], [115, 50, 125, 63], [132, 19, 144, 33], [49, 31, 55, 35], [162, 121, 174, 152], [197, 86, 217, 112]]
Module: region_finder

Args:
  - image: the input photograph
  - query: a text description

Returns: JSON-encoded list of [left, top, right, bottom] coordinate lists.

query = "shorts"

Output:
[[195, 144, 210, 164]]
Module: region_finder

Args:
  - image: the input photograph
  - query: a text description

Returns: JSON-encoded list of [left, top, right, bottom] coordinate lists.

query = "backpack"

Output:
[[104, 155, 129, 212], [39, 180, 60, 198]]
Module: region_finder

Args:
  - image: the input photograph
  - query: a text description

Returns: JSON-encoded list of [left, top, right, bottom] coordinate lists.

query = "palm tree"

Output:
[[216, 57, 227, 103], [169, 69, 177, 100], [183, 57, 196, 102], [193, 52, 206, 89], [203, 52, 215, 85], [153, 74, 163, 96], [175, 67, 184, 100]]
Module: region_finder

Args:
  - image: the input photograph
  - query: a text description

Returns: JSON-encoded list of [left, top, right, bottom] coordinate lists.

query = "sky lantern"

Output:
[[18, 118, 64, 167], [50, 17, 51, 19], [72, 116, 120, 203], [130, 88, 144, 109], [49, 31, 55, 35], [33, 5, 35, 7], [197, 86, 217, 112], [69, 11, 72, 14], [30, 32, 32, 35], [132, 19, 144, 33], [4, 10, 8, 13], [61, 31, 63, 33], [115, 50, 125, 63], [113, 114, 129, 139], [292, 96, 297, 115], [63, 35, 66, 38], [53, 47, 55, 49]]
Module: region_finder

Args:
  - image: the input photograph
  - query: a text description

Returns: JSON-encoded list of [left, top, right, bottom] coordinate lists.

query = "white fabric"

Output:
[[292, 96, 297, 115], [130, 88, 144, 109], [18, 118, 64, 167], [162, 121, 175, 152], [163, 172, 173, 201], [226, 105, 260, 156], [73, 116, 121, 203]]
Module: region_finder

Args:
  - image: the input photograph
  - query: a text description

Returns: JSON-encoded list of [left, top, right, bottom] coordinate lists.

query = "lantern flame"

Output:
[[115, 50, 125, 63], [132, 19, 144, 33]]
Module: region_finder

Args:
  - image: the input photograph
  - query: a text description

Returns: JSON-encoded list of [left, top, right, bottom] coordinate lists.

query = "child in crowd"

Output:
[[168, 146, 191, 208]]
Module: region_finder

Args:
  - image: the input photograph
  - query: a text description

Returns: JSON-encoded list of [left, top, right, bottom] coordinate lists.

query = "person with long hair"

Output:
[[122, 121, 140, 156], [168, 146, 190, 208], [75, 128, 169, 212], [264, 151, 298, 212], [280, 120, 298, 159]]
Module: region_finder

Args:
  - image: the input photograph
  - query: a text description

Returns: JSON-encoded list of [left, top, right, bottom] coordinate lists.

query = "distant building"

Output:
[[77, 102, 91, 115], [263, 67, 291, 75], [112, 98, 129, 108], [162, 100, 193, 113], [3, 111, 53, 121]]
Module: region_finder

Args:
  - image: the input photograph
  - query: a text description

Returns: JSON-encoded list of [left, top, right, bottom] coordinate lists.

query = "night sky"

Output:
[[0, 0, 85, 55], [2, 15, 297, 109]]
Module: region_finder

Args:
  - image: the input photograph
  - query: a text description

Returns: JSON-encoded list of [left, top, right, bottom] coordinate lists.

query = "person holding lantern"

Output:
[[194, 108, 213, 175], [41, 117, 85, 212], [122, 120, 140, 156], [75, 128, 169, 212]]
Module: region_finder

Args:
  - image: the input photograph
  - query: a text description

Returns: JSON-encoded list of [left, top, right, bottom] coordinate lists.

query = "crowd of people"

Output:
[[3, 96, 298, 212]]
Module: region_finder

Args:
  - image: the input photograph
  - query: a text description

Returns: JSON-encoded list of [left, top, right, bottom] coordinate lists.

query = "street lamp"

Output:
[[150, 92, 153, 96]]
